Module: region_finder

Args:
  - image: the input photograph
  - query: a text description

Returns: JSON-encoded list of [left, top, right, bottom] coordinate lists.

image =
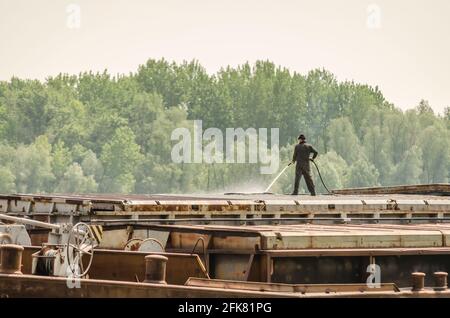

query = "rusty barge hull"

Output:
[[110, 223, 450, 288], [4, 244, 450, 298], [14, 223, 450, 289], [2, 274, 450, 298], [0, 274, 294, 298], [2, 185, 450, 296]]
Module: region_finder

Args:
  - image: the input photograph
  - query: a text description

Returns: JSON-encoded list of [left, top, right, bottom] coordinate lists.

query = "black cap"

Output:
[[298, 134, 306, 140]]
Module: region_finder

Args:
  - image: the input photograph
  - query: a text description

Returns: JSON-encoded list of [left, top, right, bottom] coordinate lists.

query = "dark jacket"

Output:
[[292, 142, 318, 167]]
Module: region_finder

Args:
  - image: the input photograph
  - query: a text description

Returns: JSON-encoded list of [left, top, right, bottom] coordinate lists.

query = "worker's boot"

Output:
[[291, 192, 298, 196]]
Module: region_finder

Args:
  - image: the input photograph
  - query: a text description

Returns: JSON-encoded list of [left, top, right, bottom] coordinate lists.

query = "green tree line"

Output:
[[0, 59, 448, 194]]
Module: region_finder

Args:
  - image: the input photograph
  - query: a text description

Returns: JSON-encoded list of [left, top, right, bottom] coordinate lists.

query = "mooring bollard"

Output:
[[144, 254, 168, 284], [433, 272, 448, 291], [411, 272, 426, 291], [0, 244, 24, 274]]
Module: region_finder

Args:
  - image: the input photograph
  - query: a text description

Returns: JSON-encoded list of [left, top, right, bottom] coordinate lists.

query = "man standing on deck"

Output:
[[291, 134, 318, 196]]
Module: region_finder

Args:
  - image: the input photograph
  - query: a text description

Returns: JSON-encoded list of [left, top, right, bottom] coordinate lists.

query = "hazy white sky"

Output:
[[0, 0, 449, 113]]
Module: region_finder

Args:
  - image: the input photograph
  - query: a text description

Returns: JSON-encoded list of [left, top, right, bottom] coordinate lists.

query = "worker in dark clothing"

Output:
[[291, 134, 318, 196]]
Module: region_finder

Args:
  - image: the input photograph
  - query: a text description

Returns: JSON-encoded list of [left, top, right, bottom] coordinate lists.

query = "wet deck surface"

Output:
[[4, 192, 449, 202], [1, 189, 449, 222]]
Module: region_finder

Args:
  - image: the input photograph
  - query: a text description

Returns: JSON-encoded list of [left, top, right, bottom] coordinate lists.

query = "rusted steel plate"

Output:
[[324, 200, 364, 212], [99, 228, 131, 249], [131, 229, 170, 248], [54, 203, 79, 214], [426, 199, 450, 212], [21, 246, 41, 274], [138, 224, 263, 236], [293, 199, 365, 213], [332, 184, 450, 196], [28, 229, 51, 246], [395, 199, 427, 212], [227, 200, 263, 212], [257, 224, 445, 249], [262, 200, 298, 213], [296, 200, 330, 212], [211, 254, 252, 281], [185, 278, 399, 293], [19, 246, 207, 285], [33, 202, 54, 214], [3, 273, 450, 297], [9, 200, 31, 214], [86, 250, 208, 285], [0, 200, 7, 213], [264, 247, 450, 257], [92, 202, 119, 212], [0, 274, 292, 298], [362, 199, 391, 211], [1, 192, 450, 224], [212, 235, 260, 251], [169, 232, 211, 250], [130, 223, 450, 251]]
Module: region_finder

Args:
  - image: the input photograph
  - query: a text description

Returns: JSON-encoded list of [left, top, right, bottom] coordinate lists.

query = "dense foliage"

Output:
[[0, 59, 448, 194]]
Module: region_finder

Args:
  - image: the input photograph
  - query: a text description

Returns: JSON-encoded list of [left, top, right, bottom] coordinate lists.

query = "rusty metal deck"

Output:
[[128, 223, 450, 286], [332, 183, 450, 196], [1, 190, 449, 226], [140, 223, 450, 250]]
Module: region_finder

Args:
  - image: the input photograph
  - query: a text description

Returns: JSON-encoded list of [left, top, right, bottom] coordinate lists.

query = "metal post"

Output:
[[433, 272, 448, 291], [0, 244, 24, 274], [411, 272, 426, 291], [144, 254, 168, 284]]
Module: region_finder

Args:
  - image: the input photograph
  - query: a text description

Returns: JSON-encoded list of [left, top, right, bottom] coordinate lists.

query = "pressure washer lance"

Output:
[[264, 163, 293, 193], [264, 160, 332, 194]]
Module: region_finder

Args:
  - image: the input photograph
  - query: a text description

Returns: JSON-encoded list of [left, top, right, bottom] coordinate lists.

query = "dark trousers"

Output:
[[293, 164, 316, 195]]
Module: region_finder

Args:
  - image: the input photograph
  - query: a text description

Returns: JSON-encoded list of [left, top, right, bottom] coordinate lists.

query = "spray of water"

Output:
[[264, 164, 291, 193]]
